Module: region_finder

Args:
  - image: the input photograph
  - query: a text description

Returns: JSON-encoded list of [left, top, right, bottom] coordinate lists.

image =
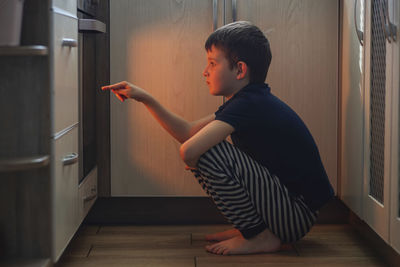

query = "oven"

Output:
[[77, 0, 106, 184]]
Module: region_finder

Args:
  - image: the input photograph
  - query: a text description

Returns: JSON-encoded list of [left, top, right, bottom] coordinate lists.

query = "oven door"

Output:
[[78, 13, 106, 184]]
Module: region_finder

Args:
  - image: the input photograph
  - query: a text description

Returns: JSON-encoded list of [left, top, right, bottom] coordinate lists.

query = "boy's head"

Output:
[[205, 21, 272, 84]]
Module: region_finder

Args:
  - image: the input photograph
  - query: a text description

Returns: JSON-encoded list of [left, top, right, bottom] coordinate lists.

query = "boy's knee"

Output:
[[195, 141, 238, 177], [200, 140, 234, 164]]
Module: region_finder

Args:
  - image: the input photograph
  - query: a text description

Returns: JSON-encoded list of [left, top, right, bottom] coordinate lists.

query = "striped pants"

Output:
[[191, 141, 318, 244]]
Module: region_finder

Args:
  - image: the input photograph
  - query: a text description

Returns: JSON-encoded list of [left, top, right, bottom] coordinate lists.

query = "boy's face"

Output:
[[203, 45, 238, 97]]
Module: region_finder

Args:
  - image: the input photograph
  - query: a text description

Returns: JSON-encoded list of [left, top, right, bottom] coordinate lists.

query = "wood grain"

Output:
[[236, 0, 339, 192], [196, 256, 385, 267], [110, 0, 338, 197], [0, 0, 52, 258], [57, 257, 194, 267], [110, 0, 221, 196], [56, 224, 387, 266]]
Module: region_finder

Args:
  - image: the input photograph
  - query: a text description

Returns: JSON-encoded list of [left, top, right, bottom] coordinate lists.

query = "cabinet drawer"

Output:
[[52, 0, 76, 16], [52, 12, 79, 134], [52, 126, 79, 261], [78, 167, 97, 224]]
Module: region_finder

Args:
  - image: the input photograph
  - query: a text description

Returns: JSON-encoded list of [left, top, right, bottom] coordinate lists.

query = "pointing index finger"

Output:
[[101, 81, 127, 91]]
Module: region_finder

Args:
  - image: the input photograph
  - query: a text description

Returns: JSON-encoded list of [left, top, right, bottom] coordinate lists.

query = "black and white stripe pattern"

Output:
[[191, 140, 318, 243]]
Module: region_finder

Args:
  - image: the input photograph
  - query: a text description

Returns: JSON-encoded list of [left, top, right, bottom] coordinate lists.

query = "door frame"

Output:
[[389, 0, 400, 254]]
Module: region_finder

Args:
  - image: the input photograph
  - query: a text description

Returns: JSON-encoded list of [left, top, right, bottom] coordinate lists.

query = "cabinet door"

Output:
[[52, 126, 79, 261], [77, 167, 97, 224], [340, 0, 365, 218], [110, 0, 222, 196], [234, 0, 338, 192], [52, 11, 79, 135], [362, 0, 396, 242]]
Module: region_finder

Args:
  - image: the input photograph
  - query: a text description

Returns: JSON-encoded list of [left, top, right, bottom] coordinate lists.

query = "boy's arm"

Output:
[[102, 81, 215, 143], [143, 96, 215, 143], [180, 120, 234, 168]]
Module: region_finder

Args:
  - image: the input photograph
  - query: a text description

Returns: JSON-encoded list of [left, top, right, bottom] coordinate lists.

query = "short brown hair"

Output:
[[205, 21, 272, 84]]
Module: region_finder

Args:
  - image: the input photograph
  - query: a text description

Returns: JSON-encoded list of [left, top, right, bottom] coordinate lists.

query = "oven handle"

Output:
[[62, 38, 78, 47], [79, 19, 107, 33]]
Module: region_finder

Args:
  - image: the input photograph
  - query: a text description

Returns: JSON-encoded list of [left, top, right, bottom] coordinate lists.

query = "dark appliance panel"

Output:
[[78, 0, 105, 183]]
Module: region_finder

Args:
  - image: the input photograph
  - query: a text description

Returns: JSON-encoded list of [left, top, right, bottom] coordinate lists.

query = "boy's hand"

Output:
[[185, 165, 198, 171], [101, 81, 149, 103]]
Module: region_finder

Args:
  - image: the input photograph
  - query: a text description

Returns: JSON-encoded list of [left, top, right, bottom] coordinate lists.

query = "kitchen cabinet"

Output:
[[0, 0, 52, 261], [340, 0, 400, 254], [52, 127, 79, 260], [50, 4, 81, 261], [110, 0, 338, 196], [363, 0, 400, 253], [0, 0, 98, 263], [52, 11, 79, 134]]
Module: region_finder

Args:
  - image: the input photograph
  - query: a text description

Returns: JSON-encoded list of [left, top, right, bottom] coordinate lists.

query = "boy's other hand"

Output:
[[185, 165, 198, 171], [101, 81, 149, 103]]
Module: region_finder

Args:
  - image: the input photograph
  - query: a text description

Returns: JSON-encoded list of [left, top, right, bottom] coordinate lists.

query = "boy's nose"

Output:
[[203, 67, 209, 77]]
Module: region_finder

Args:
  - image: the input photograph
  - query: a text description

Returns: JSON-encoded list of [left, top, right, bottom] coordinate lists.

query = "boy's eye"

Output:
[[210, 62, 215, 66]]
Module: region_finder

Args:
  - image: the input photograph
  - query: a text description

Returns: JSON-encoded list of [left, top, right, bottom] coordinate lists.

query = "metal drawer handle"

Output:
[[62, 153, 78, 166], [0, 155, 49, 172], [232, 0, 237, 22], [62, 38, 78, 47], [213, 0, 218, 31], [79, 19, 106, 33], [379, 0, 397, 43], [83, 192, 97, 202], [354, 0, 364, 46]]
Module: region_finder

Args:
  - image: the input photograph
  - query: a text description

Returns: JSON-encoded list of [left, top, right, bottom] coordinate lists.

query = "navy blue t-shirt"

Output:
[[215, 83, 334, 211]]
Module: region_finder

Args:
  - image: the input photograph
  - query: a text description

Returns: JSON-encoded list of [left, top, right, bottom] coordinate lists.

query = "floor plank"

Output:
[[76, 233, 190, 247], [97, 224, 232, 235], [294, 227, 379, 258], [196, 256, 386, 267], [56, 224, 387, 267], [76, 225, 100, 236], [89, 246, 209, 258], [56, 257, 194, 267]]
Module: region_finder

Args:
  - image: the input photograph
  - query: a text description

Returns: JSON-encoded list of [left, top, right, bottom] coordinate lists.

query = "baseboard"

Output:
[[84, 196, 349, 225], [349, 211, 400, 267], [84, 196, 227, 224]]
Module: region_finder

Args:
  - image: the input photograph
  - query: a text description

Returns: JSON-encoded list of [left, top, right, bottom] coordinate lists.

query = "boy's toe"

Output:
[[222, 248, 230, 256], [216, 246, 225, 255]]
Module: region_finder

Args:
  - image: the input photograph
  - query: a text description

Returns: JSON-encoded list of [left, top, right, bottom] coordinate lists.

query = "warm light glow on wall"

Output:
[[110, 14, 212, 195]]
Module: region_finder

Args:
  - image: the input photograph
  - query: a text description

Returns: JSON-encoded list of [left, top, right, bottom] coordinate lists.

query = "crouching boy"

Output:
[[101, 21, 334, 255]]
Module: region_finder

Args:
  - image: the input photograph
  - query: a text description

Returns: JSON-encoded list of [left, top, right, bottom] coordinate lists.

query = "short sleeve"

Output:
[[214, 94, 256, 132]]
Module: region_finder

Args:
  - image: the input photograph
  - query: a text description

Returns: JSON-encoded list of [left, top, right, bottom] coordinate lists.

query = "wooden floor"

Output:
[[55, 224, 387, 267]]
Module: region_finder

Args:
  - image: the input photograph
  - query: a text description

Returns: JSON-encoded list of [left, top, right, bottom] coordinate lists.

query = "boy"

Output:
[[101, 21, 334, 255]]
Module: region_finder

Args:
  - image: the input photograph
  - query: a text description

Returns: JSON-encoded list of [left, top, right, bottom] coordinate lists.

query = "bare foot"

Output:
[[205, 228, 241, 241], [205, 228, 281, 255]]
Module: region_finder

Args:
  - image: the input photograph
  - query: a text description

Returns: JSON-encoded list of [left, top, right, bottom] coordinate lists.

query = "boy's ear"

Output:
[[235, 61, 248, 80]]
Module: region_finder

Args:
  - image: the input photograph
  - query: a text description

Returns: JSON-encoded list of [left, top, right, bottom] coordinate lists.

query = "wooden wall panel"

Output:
[[236, 0, 339, 192], [110, 0, 221, 196], [110, 0, 338, 196]]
